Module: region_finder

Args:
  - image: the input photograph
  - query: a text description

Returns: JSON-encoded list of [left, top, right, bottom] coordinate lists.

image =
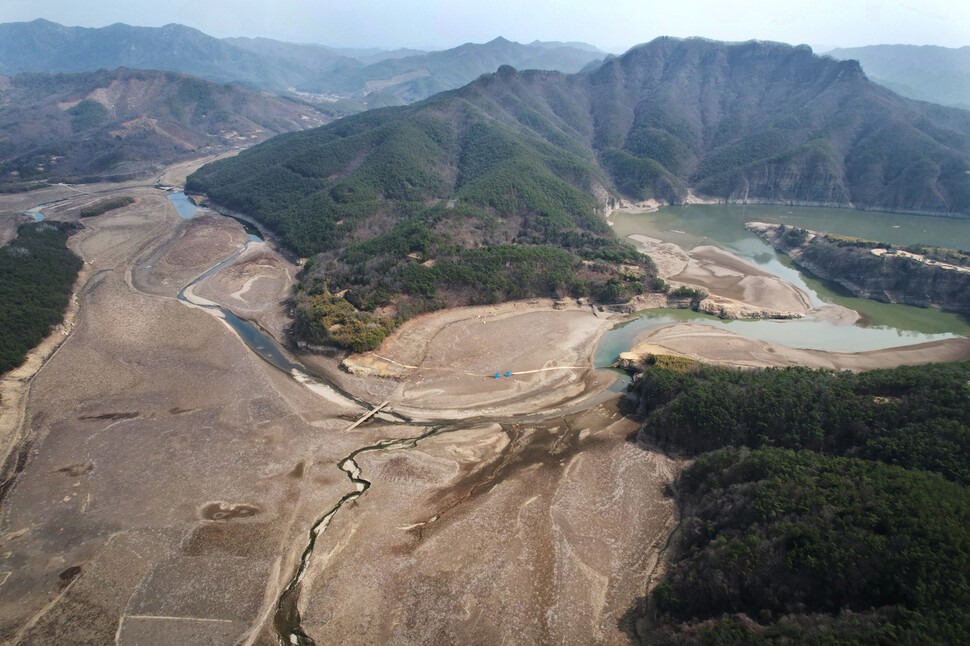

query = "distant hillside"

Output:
[[316, 36, 606, 103], [0, 20, 605, 106], [0, 68, 330, 184], [222, 37, 364, 79], [222, 38, 431, 73], [0, 19, 307, 91], [827, 45, 970, 110]]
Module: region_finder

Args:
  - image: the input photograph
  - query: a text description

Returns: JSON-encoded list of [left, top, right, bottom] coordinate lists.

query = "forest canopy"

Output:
[[630, 360, 970, 645], [0, 221, 83, 375]]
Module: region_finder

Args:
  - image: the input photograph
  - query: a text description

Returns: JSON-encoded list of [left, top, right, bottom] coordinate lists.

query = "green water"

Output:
[[609, 204, 970, 336], [594, 309, 967, 367], [611, 204, 970, 251], [592, 204, 970, 365]]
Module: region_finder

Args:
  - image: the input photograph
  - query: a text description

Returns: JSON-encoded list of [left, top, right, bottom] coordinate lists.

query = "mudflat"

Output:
[[296, 402, 680, 645], [344, 301, 621, 420], [0, 174, 368, 645]]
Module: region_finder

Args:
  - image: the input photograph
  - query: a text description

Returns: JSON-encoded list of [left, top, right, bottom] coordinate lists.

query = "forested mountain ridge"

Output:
[[0, 68, 331, 184], [191, 37, 970, 245], [0, 20, 300, 90], [187, 37, 970, 349], [582, 37, 970, 214], [749, 223, 970, 315], [187, 62, 662, 350]]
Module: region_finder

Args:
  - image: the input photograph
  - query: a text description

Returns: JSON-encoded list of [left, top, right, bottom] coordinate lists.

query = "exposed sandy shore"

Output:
[[607, 198, 663, 218], [0, 160, 366, 645], [623, 323, 970, 371], [192, 240, 300, 339], [626, 221, 859, 323], [342, 300, 621, 420], [604, 190, 719, 222]]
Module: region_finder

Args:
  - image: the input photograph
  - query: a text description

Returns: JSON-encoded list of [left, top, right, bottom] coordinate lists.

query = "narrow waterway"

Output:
[[273, 424, 446, 645]]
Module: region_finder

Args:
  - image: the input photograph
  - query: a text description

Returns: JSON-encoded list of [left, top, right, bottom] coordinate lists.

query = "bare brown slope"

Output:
[[0, 68, 330, 185]]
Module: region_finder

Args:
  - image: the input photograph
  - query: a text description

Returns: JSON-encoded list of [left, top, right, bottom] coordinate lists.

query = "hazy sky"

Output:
[[2, 0, 968, 52]]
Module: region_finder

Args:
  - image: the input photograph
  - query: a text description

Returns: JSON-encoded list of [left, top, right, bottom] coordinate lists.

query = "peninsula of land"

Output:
[[748, 222, 970, 315]]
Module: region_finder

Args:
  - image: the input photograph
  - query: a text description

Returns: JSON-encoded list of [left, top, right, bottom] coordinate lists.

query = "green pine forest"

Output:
[[0, 222, 83, 376], [190, 109, 660, 351], [629, 360, 970, 644]]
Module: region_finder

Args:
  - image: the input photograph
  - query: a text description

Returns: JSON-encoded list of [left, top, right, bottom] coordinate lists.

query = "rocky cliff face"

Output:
[[748, 222, 970, 315]]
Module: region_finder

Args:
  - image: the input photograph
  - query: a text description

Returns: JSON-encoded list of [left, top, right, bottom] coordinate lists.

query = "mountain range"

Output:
[[0, 20, 606, 104], [190, 36, 970, 241], [301, 36, 607, 103], [0, 20, 301, 91]]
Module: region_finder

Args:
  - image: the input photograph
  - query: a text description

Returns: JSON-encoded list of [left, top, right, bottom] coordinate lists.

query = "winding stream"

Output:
[[273, 425, 446, 645], [174, 241, 388, 414]]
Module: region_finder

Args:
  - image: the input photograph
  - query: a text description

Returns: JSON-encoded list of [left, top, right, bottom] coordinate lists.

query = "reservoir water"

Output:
[[166, 191, 264, 242], [20, 204, 47, 222], [167, 191, 203, 219], [595, 204, 970, 365]]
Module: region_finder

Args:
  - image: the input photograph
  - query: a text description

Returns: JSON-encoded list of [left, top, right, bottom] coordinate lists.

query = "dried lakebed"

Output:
[[168, 208, 653, 643], [1, 179, 968, 645], [0, 180, 673, 645]]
